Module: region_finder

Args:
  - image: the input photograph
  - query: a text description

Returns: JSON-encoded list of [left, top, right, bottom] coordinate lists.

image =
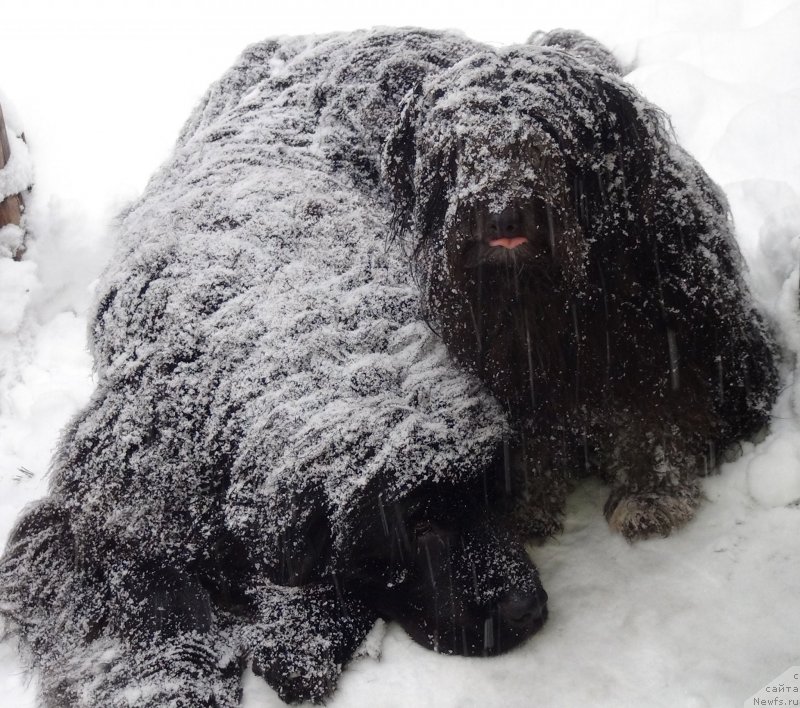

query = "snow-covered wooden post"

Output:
[[0, 101, 27, 259]]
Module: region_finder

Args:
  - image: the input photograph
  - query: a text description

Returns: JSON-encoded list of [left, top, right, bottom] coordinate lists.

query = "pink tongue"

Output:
[[489, 237, 528, 249]]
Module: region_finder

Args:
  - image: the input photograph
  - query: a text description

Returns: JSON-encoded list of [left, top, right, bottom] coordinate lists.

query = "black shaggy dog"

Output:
[[0, 30, 547, 708], [383, 30, 778, 541], [0, 27, 777, 708]]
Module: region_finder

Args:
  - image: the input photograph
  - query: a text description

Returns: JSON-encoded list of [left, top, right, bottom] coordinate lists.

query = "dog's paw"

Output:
[[508, 503, 564, 541], [251, 641, 340, 704], [605, 491, 699, 541]]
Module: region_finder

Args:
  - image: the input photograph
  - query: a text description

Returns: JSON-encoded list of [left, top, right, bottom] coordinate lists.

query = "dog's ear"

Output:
[[382, 83, 424, 239], [267, 483, 332, 586], [527, 29, 624, 76], [576, 72, 664, 218]]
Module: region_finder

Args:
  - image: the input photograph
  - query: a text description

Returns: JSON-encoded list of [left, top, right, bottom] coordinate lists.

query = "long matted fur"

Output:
[[384, 30, 778, 539], [0, 27, 778, 708]]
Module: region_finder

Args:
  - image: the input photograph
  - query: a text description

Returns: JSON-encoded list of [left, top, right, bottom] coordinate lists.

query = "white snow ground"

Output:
[[1, 1, 799, 706]]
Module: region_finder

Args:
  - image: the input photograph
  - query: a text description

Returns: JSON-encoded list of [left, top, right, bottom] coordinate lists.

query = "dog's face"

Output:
[[341, 485, 548, 656], [383, 46, 658, 290], [381, 47, 662, 410], [458, 202, 564, 270]]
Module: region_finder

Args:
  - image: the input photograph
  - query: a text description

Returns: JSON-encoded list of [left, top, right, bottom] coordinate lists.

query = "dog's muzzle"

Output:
[[487, 207, 529, 250]]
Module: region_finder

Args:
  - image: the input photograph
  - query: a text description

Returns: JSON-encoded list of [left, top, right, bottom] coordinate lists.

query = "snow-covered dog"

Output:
[[0, 30, 551, 707], [0, 27, 778, 708], [384, 30, 778, 540]]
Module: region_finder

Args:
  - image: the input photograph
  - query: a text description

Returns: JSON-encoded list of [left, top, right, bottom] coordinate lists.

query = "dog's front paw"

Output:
[[251, 641, 340, 704], [246, 582, 375, 704], [508, 502, 564, 541], [604, 490, 699, 540]]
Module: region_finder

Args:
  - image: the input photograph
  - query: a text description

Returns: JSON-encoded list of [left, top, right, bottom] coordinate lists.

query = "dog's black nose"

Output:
[[489, 207, 523, 236], [497, 586, 548, 631]]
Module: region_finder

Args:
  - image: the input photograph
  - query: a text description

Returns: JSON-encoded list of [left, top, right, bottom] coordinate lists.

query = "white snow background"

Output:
[[1, 0, 799, 706]]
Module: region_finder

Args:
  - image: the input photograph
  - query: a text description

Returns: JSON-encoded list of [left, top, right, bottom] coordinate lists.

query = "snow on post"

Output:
[[0, 100, 30, 260]]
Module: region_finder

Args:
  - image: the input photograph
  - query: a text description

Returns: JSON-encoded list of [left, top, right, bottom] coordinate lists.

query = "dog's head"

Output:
[[382, 43, 666, 305], [340, 479, 548, 656], [381, 41, 687, 408], [264, 473, 547, 657]]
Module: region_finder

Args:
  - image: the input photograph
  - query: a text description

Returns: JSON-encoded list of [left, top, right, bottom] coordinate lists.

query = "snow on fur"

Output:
[[0, 29, 518, 707]]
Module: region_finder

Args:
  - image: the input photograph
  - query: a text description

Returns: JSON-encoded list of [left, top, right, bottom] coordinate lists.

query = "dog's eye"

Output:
[[413, 519, 460, 551], [413, 520, 436, 538]]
